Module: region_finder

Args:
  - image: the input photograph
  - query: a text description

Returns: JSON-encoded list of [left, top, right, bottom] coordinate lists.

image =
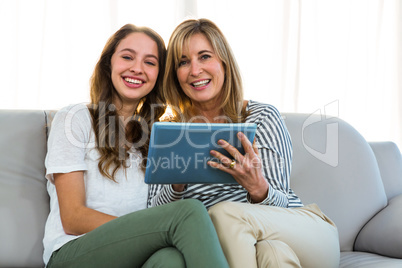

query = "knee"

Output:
[[208, 201, 239, 214], [208, 201, 230, 224], [208, 202, 254, 235], [143, 247, 185, 268], [178, 198, 205, 211], [172, 199, 209, 219], [208, 201, 224, 216], [208, 201, 247, 222]]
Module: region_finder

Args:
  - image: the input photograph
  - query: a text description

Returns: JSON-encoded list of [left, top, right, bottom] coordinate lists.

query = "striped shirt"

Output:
[[148, 100, 303, 209]]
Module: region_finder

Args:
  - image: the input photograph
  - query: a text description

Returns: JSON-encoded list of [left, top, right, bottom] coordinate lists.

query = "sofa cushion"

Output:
[[369, 142, 402, 201], [354, 194, 402, 258], [0, 110, 49, 267], [340, 251, 402, 268], [283, 113, 387, 252]]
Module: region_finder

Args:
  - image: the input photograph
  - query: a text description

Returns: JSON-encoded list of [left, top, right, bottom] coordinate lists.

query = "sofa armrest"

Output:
[[354, 194, 402, 258], [369, 141, 402, 200]]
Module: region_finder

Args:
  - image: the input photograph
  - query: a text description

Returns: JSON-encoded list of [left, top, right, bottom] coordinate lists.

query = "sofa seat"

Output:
[[340, 252, 402, 268]]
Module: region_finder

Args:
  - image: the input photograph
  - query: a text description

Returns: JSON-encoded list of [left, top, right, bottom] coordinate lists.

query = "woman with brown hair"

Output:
[[150, 18, 340, 268], [43, 23, 228, 268]]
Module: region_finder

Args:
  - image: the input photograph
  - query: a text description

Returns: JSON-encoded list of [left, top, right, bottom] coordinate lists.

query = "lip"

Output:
[[190, 79, 211, 91], [122, 76, 145, 88]]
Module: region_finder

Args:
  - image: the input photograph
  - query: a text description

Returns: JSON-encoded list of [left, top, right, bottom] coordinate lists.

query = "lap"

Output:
[[209, 202, 340, 268], [48, 199, 208, 268]]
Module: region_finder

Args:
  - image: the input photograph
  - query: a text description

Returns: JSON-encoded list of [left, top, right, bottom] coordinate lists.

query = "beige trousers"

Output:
[[208, 202, 340, 268]]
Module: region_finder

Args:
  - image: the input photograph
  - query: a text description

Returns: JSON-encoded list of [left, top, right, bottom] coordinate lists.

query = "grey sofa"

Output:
[[1, 109, 401, 267]]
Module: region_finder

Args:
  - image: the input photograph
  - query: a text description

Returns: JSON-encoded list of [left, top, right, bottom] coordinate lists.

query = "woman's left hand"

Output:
[[207, 132, 269, 203]]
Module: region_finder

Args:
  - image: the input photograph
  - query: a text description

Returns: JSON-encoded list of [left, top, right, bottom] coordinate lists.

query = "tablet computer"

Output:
[[144, 122, 257, 184]]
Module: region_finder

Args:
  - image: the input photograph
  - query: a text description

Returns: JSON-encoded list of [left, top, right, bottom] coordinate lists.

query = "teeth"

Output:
[[192, 80, 210, 87], [124, 77, 143, 84]]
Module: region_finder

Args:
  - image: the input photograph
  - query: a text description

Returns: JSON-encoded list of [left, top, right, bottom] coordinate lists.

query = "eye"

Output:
[[122, 55, 132, 60], [178, 60, 188, 67], [145, 61, 157, 66], [200, 54, 211, 60]]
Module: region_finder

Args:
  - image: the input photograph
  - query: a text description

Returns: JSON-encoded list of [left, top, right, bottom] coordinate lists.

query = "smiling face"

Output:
[[176, 33, 225, 109], [110, 32, 159, 110]]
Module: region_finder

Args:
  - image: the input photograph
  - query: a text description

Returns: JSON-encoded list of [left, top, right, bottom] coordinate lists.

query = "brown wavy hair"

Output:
[[164, 18, 247, 123], [89, 24, 166, 181]]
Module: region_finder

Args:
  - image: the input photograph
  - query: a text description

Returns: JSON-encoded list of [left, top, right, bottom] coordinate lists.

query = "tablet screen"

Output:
[[144, 122, 257, 184]]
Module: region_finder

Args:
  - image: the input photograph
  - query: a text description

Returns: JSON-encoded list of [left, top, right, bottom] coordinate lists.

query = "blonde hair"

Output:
[[163, 18, 247, 122]]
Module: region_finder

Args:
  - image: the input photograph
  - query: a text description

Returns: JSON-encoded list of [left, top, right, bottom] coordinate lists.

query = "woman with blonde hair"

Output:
[[150, 18, 340, 268], [43, 23, 229, 268]]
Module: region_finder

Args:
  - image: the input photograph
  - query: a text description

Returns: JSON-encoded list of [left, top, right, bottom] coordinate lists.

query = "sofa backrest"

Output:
[[282, 112, 388, 252], [369, 141, 402, 201], [0, 110, 49, 267]]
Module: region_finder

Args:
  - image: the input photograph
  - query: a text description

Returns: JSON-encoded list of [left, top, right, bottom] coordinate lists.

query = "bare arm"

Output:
[[54, 171, 116, 235]]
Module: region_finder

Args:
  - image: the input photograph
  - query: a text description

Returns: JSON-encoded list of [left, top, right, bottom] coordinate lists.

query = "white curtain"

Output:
[[197, 0, 402, 150], [0, 0, 181, 110], [0, 0, 401, 149]]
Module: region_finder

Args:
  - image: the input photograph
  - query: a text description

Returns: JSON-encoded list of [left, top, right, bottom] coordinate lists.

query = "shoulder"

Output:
[[50, 103, 92, 135], [246, 100, 283, 123], [246, 101, 292, 149], [55, 103, 91, 118], [53, 103, 91, 125]]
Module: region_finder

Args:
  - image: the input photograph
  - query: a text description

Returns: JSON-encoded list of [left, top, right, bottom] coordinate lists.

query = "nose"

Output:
[[190, 61, 202, 77], [130, 59, 143, 74]]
